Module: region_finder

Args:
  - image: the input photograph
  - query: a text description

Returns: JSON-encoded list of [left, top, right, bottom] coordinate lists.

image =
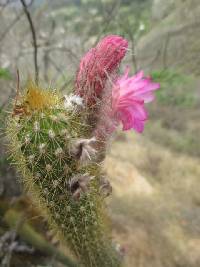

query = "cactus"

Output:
[[7, 84, 121, 267], [6, 35, 160, 267]]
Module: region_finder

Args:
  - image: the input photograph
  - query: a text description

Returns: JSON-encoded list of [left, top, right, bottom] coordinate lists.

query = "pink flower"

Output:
[[112, 68, 160, 133], [75, 35, 128, 106]]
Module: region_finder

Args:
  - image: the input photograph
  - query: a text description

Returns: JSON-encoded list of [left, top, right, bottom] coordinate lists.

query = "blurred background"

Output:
[[0, 0, 200, 266]]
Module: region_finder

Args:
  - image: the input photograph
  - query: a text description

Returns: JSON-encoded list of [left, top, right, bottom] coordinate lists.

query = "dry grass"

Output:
[[105, 131, 200, 267]]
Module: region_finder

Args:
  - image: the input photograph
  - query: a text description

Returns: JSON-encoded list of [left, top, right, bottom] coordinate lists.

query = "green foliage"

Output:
[[151, 69, 196, 107], [116, 1, 151, 38], [52, 0, 151, 42], [0, 68, 11, 80]]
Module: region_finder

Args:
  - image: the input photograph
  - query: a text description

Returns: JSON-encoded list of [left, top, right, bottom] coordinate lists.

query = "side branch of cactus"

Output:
[[4, 209, 78, 267]]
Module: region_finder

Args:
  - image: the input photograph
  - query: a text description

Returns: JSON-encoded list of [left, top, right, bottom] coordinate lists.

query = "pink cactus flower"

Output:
[[112, 68, 160, 133], [76, 35, 128, 106]]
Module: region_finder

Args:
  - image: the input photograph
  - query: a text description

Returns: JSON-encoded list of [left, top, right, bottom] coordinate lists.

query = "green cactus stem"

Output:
[[6, 83, 122, 267]]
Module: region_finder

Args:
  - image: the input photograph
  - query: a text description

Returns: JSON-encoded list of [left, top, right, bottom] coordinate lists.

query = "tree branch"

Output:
[[20, 0, 39, 84], [0, 11, 24, 42]]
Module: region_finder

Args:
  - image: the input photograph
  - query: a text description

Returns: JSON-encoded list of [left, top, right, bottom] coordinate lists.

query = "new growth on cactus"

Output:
[[6, 35, 160, 267]]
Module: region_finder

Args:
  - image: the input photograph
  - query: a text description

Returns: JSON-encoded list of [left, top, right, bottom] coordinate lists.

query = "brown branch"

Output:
[[0, 11, 24, 42], [162, 33, 170, 69], [118, 18, 138, 72], [43, 19, 56, 82], [129, 35, 138, 73], [48, 57, 65, 76], [167, 20, 200, 37], [20, 0, 39, 84], [0, 0, 18, 7], [14, 69, 20, 107], [93, 0, 121, 46]]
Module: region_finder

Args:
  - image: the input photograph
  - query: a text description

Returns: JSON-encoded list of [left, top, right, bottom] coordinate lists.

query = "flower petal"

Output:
[[111, 68, 160, 133], [118, 108, 134, 131], [132, 119, 145, 133], [75, 35, 128, 106]]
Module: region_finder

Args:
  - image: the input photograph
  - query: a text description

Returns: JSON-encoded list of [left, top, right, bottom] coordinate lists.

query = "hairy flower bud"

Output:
[[68, 173, 93, 201], [75, 35, 128, 106], [69, 137, 96, 164]]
